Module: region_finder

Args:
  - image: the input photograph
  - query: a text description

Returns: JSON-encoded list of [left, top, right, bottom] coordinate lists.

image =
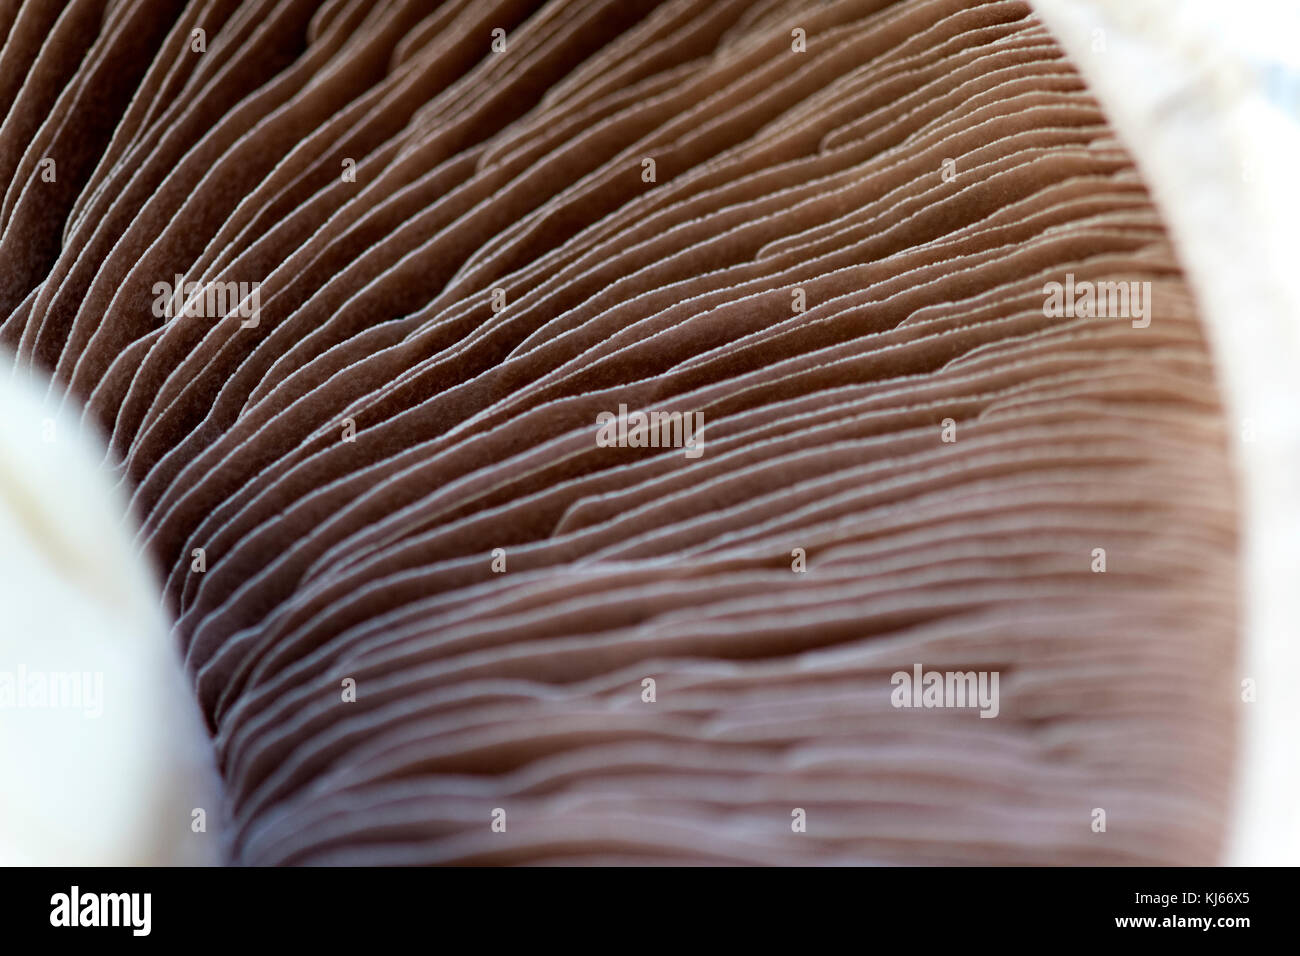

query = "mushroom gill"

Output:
[[0, 0, 1239, 865]]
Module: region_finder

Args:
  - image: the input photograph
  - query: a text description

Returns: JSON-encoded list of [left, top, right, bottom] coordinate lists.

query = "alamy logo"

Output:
[[0, 666, 102, 718], [595, 403, 705, 459], [1043, 273, 1151, 328], [50, 886, 151, 936], [890, 663, 1000, 718], [151, 275, 260, 327]]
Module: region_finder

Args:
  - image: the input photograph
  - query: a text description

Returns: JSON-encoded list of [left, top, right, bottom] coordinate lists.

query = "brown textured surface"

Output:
[[1, 0, 1238, 864]]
